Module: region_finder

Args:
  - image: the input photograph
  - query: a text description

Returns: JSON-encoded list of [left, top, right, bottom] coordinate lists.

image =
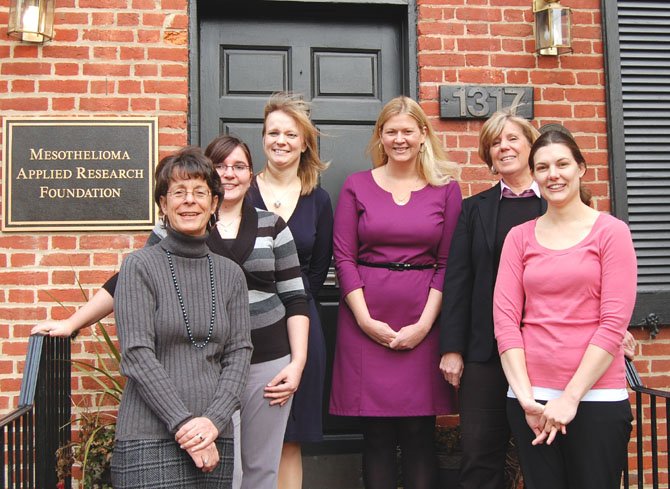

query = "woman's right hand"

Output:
[[358, 318, 397, 347], [31, 319, 77, 337]]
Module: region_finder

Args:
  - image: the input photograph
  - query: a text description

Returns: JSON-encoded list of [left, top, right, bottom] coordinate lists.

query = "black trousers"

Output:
[[507, 398, 632, 489], [457, 356, 510, 489]]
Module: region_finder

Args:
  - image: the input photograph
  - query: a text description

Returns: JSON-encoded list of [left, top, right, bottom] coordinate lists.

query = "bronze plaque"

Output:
[[2, 118, 158, 232]]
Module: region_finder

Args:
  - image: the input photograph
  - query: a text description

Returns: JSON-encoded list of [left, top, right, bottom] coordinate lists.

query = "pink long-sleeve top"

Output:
[[494, 213, 637, 391]]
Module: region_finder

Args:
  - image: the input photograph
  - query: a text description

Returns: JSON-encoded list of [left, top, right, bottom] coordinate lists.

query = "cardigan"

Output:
[[114, 228, 252, 441]]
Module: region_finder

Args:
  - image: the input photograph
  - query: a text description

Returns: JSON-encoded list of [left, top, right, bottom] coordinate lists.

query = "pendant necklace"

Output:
[[217, 213, 241, 233], [165, 249, 216, 349], [385, 164, 416, 205], [262, 172, 298, 209]]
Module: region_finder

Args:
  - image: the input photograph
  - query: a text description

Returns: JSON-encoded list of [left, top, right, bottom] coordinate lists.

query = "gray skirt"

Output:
[[111, 438, 233, 489]]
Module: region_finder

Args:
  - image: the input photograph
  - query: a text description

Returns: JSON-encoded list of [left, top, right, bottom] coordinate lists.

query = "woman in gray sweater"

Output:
[[111, 147, 252, 488]]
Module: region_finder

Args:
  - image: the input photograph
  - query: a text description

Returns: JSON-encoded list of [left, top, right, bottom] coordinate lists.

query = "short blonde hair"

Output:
[[366, 96, 460, 186], [478, 111, 540, 170], [263, 92, 328, 194]]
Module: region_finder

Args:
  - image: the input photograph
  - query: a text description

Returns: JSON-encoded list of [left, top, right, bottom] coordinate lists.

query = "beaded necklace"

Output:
[[165, 249, 216, 349]]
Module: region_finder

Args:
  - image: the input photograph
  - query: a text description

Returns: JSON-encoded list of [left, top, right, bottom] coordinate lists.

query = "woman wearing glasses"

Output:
[[111, 147, 252, 488]]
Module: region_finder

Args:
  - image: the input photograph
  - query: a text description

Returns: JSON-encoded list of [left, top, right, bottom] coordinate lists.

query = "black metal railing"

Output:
[[0, 335, 71, 489], [624, 358, 669, 489]]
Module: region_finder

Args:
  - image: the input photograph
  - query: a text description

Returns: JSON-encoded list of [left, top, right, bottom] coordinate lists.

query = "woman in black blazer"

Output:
[[439, 111, 543, 489]]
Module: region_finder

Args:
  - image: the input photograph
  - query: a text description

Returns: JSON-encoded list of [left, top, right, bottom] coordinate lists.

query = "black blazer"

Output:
[[439, 183, 547, 362]]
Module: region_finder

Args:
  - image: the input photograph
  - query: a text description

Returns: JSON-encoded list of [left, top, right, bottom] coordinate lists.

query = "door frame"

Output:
[[187, 0, 418, 146]]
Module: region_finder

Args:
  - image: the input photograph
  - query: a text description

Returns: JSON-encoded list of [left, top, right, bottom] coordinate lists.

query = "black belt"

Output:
[[357, 260, 437, 271]]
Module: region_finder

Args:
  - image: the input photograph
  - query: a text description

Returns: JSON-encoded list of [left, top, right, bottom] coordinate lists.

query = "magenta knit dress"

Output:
[[329, 170, 461, 417]]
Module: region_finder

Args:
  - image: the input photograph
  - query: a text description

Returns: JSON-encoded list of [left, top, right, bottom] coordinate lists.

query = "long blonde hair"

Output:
[[263, 92, 328, 194], [366, 96, 460, 185]]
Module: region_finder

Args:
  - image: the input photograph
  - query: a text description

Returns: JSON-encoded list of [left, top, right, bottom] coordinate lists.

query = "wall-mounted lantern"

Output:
[[533, 0, 572, 56], [7, 0, 55, 43]]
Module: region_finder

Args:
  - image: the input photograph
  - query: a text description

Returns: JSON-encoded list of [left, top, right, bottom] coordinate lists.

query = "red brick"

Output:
[[147, 47, 188, 62], [43, 46, 89, 59], [158, 97, 187, 111], [134, 63, 159, 76], [12, 45, 39, 58], [120, 47, 145, 60], [52, 271, 76, 285], [133, 0, 157, 7], [137, 29, 161, 43], [40, 80, 88, 93], [93, 46, 119, 60], [457, 38, 502, 52], [143, 80, 188, 94], [92, 12, 116, 25], [118, 80, 142, 94], [82, 64, 130, 77], [1, 62, 51, 75], [53, 98, 76, 111], [90, 80, 115, 94], [40, 253, 91, 267], [159, 115, 187, 130], [505, 70, 529, 84], [37, 289, 89, 303], [10, 253, 36, 267], [117, 12, 140, 26], [54, 63, 80, 76], [131, 98, 158, 111], [161, 0, 187, 9], [79, 235, 131, 250], [79, 0, 129, 7], [465, 22, 489, 36], [0, 97, 49, 111], [0, 378, 23, 392], [83, 29, 134, 43], [142, 12, 167, 27], [0, 307, 45, 321], [51, 236, 78, 249], [161, 64, 188, 78], [491, 54, 535, 68], [79, 98, 129, 112], [458, 68, 505, 84], [93, 253, 121, 266], [11, 79, 35, 92], [53, 28, 79, 42], [491, 23, 532, 38], [0, 271, 47, 285], [456, 7, 501, 22], [530, 71, 576, 86], [56, 12, 90, 25], [8, 290, 35, 303]]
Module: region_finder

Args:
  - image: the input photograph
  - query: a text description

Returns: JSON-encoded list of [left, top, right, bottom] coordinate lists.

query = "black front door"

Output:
[[197, 2, 408, 474]]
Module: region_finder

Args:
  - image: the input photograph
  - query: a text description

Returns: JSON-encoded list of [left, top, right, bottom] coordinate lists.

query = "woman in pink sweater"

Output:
[[493, 130, 637, 489]]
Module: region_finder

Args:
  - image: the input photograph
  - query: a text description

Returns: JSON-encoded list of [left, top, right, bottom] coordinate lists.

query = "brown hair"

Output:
[[154, 146, 223, 216], [478, 111, 540, 170], [263, 92, 328, 194], [366, 96, 460, 185], [205, 134, 254, 173], [529, 129, 592, 206]]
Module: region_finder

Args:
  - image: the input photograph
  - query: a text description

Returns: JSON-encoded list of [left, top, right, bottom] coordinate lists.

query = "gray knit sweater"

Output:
[[114, 228, 252, 441]]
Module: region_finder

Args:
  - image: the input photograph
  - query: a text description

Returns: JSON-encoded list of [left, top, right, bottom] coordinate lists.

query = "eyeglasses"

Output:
[[215, 163, 250, 174], [167, 188, 211, 201]]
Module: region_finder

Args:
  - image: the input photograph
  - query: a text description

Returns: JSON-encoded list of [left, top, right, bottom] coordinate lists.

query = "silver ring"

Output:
[[203, 458, 209, 464], [198, 434, 205, 442]]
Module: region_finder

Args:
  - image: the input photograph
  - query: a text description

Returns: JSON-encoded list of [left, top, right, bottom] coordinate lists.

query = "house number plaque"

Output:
[[439, 85, 534, 120]]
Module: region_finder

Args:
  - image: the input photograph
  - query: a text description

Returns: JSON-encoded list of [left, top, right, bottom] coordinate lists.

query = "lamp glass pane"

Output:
[[535, 9, 551, 50]]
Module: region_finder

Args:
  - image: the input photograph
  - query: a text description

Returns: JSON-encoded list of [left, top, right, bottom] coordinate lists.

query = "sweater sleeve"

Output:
[[431, 180, 463, 291], [115, 253, 193, 434], [273, 217, 309, 318], [203, 265, 253, 432], [589, 218, 638, 355], [493, 225, 527, 354], [333, 175, 364, 297], [307, 190, 334, 297]]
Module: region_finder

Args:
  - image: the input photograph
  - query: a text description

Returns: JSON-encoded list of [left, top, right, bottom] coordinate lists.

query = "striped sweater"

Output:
[[207, 199, 309, 364]]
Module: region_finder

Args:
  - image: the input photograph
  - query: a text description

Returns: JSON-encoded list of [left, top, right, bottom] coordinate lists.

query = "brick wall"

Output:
[[0, 0, 667, 485], [0, 0, 190, 416]]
